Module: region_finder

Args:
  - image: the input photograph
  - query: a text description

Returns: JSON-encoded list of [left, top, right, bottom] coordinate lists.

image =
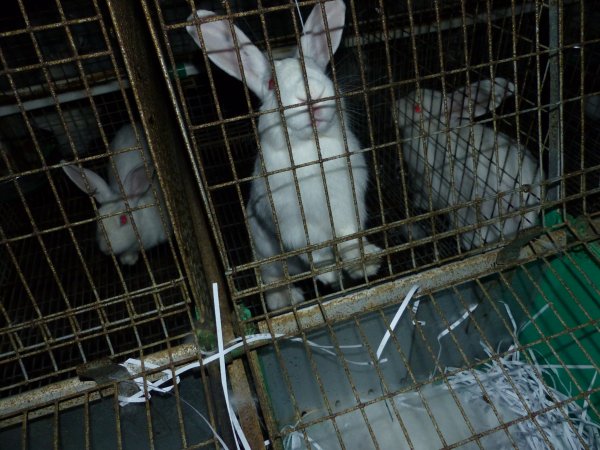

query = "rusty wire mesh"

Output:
[[155, 0, 599, 447], [1, 0, 599, 449], [159, 0, 600, 317], [0, 0, 194, 404]]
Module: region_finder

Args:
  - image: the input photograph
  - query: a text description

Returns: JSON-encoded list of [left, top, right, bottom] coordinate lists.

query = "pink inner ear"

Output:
[[119, 214, 128, 226], [268, 78, 275, 90]]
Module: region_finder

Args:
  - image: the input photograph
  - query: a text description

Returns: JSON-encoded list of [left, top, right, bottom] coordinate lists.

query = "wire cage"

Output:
[[1, 0, 599, 449], [0, 0, 214, 441]]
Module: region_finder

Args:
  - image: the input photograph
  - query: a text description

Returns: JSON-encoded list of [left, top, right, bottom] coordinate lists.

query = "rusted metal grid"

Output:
[[0, 1, 246, 448], [0, 0, 599, 448], [0, 218, 598, 448], [252, 217, 600, 448], [154, 0, 597, 320], [0, 345, 227, 449], [0, 0, 196, 409], [151, 0, 600, 447]]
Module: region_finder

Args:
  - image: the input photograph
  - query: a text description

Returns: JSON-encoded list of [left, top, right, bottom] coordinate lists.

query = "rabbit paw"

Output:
[[345, 242, 382, 280], [316, 268, 341, 288], [265, 286, 305, 311], [119, 251, 139, 266]]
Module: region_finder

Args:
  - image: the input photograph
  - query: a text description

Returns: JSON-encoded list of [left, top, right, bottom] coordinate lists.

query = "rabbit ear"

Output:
[[62, 162, 113, 204], [187, 10, 270, 98], [122, 165, 152, 198], [299, 0, 346, 70], [448, 78, 515, 125]]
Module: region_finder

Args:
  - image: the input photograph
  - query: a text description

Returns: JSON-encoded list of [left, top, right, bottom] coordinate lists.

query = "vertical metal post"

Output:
[[104, 1, 237, 447], [547, 0, 564, 204], [103, 0, 212, 320], [105, 1, 266, 447]]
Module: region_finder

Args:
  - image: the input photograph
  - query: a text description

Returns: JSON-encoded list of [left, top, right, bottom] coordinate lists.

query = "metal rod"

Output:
[[547, 0, 564, 204]]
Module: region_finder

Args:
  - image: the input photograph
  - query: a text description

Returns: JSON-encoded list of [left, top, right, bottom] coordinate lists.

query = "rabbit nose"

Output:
[[298, 84, 326, 103], [297, 96, 323, 115]]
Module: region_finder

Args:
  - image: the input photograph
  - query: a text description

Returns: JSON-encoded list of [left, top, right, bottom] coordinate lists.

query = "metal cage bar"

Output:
[[1, 0, 599, 448]]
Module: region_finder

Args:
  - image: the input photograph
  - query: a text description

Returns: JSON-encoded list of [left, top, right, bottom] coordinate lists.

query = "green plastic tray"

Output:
[[513, 210, 600, 423]]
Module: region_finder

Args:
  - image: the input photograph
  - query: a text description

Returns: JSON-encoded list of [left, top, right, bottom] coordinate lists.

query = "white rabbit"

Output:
[[62, 123, 170, 265], [187, 0, 381, 310], [396, 78, 543, 250]]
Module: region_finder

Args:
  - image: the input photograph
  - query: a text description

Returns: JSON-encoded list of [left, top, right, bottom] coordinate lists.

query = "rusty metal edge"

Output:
[[0, 343, 198, 427], [256, 222, 578, 336]]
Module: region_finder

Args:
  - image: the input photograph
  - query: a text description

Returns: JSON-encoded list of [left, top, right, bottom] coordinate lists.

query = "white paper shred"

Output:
[[431, 302, 480, 378], [376, 285, 419, 361], [117, 284, 423, 449], [281, 301, 599, 450], [446, 348, 600, 449], [212, 283, 252, 450]]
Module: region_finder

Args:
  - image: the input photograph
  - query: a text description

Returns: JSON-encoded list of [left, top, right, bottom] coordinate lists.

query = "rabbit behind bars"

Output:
[[62, 123, 170, 265], [396, 78, 543, 250], [187, 0, 381, 310]]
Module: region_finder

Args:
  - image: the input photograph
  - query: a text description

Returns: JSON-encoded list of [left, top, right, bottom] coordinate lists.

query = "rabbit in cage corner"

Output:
[[396, 78, 543, 251], [187, 0, 381, 311], [62, 123, 171, 265]]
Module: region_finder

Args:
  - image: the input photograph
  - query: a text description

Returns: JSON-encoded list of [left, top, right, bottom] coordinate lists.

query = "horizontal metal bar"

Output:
[[257, 222, 578, 335], [0, 342, 199, 425]]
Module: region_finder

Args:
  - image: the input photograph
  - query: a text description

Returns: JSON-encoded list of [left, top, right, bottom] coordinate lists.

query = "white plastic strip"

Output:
[[519, 303, 550, 334], [117, 332, 381, 406], [213, 283, 252, 450], [579, 370, 598, 436], [117, 285, 424, 403], [446, 350, 600, 449], [206, 334, 369, 366], [436, 302, 479, 342], [411, 299, 425, 325], [291, 337, 388, 367], [118, 359, 179, 406], [536, 364, 597, 371], [500, 301, 520, 358], [293, 0, 305, 29], [432, 302, 479, 377], [116, 363, 229, 449], [376, 285, 419, 361], [178, 395, 230, 449]]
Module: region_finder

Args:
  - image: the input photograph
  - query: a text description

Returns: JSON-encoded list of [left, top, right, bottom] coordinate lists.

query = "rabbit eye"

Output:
[[414, 104, 422, 113], [119, 214, 128, 226], [268, 78, 275, 90]]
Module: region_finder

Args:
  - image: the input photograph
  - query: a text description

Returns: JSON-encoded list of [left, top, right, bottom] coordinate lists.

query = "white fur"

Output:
[[396, 78, 543, 250], [187, 1, 381, 310], [62, 123, 170, 265]]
